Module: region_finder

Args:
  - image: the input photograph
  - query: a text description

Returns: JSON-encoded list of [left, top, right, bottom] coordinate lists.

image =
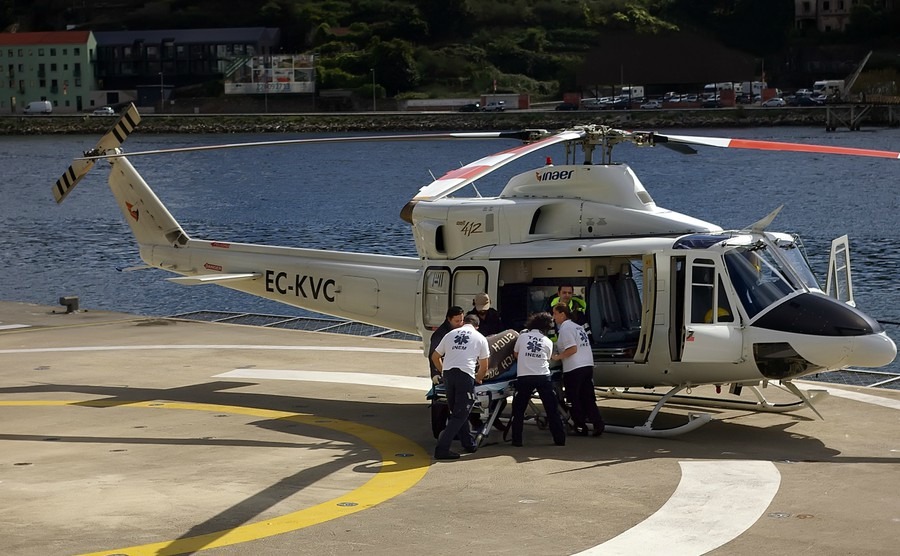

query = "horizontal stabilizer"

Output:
[[53, 103, 142, 204], [167, 273, 261, 285]]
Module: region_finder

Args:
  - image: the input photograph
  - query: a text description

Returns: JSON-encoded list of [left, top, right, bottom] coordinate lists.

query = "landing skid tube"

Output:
[[600, 381, 830, 417], [602, 384, 713, 438]]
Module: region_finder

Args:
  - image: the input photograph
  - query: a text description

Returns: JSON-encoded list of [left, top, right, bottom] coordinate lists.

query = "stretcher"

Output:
[[427, 368, 569, 447]]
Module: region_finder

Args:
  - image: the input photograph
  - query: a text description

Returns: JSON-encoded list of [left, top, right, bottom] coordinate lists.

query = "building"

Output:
[[794, 0, 895, 33], [93, 27, 281, 108], [0, 31, 97, 114]]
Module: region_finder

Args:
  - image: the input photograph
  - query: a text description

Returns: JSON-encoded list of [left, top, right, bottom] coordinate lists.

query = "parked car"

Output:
[[483, 100, 506, 112], [790, 95, 824, 107], [795, 88, 813, 96], [702, 97, 723, 108], [640, 100, 662, 109], [555, 102, 578, 111], [760, 97, 786, 107], [458, 103, 481, 112], [92, 106, 116, 116]]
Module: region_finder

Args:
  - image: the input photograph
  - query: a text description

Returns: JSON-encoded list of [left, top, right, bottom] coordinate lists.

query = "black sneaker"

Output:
[[593, 422, 604, 437], [573, 426, 589, 437], [434, 451, 460, 460]]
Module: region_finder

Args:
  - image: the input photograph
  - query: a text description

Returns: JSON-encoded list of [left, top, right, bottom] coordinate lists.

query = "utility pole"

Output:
[[371, 68, 376, 111], [158, 72, 164, 113]]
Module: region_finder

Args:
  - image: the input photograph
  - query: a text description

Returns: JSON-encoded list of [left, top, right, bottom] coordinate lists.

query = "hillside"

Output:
[[6, 0, 900, 99]]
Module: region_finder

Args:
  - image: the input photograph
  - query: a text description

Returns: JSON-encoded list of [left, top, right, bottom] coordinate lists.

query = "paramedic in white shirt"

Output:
[[510, 312, 566, 447], [552, 303, 605, 437], [431, 314, 490, 460]]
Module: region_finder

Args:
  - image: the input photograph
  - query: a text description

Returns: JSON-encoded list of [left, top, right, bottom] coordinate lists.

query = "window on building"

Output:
[[50, 79, 58, 93], [63, 63, 68, 70], [147, 45, 159, 60], [74, 48, 80, 55], [50, 48, 56, 56], [63, 49, 67, 55], [38, 48, 44, 56], [7, 50, 12, 57], [50, 63, 57, 72], [17, 49, 23, 57], [823, 1, 830, 10], [74, 62, 81, 76]]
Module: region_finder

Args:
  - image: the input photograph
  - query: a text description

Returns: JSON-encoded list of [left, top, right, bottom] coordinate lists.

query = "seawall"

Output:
[[2, 106, 899, 135]]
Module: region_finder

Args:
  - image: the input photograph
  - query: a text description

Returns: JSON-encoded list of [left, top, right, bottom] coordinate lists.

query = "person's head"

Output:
[[525, 312, 553, 335], [446, 305, 465, 328], [463, 313, 480, 328], [557, 285, 575, 305], [473, 292, 491, 314], [552, 303, 571, 325]]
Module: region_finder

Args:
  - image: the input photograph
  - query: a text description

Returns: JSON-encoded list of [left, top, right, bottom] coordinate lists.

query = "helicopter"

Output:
[[52, 104, 898, 436]]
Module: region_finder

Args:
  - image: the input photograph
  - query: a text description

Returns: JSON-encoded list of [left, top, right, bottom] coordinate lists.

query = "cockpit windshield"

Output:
[[772, 236, 821, 291], [724, 244, 796, 319]]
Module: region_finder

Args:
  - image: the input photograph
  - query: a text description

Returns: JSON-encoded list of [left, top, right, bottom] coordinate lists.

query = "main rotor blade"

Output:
[[656, 133, 900, 159], [75, 130, 548, 160], [413, 130, 585, 201]]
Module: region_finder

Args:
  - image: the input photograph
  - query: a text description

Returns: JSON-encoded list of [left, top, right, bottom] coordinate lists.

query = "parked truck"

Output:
[[619, 85, 644, 101]]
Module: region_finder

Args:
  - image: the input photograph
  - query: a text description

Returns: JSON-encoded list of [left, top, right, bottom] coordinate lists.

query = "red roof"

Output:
[[0, 31, 91, 46]]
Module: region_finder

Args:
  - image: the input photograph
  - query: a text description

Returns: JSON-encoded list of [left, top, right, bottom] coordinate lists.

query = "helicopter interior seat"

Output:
[[615, 264, 643, 332], [587, 270, 631, 357]]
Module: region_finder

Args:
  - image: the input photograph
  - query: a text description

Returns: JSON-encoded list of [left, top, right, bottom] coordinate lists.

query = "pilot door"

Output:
[[421, 262, 500, 330], [671, 255, 743, 363]]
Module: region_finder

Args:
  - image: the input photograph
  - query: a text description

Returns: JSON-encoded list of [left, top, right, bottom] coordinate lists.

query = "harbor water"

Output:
[[2, 125, 899, 373]]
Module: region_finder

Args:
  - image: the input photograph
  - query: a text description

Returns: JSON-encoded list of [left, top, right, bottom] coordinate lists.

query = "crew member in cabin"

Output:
[[552, 303, 604, 437], [547, 285, 586, 324], [510, 312, 566, 447], [466, 292, 504, 336], [431, 314, 490, 460]]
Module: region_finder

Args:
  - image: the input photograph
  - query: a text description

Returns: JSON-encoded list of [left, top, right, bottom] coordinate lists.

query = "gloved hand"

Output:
[[432, 374, 443, 385]]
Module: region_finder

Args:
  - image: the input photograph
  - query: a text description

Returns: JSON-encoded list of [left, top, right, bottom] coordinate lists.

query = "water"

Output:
[[2, 125, 899, 372]]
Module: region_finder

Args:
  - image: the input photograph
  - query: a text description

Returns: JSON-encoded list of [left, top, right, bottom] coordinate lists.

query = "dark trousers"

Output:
[[510, 374, 566, 446], [563, 366, 604, 430], [435, 368, 476, 455]]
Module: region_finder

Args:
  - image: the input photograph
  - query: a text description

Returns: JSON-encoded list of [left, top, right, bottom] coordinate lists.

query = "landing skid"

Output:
[[602, 384, 713, 438], [600, 380, 830, 426]]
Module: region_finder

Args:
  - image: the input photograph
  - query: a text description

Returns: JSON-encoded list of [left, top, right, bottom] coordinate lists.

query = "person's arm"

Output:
[[475, 358, 489, 384], [431, 350, 443, 374], [551, 345, 577, 361]]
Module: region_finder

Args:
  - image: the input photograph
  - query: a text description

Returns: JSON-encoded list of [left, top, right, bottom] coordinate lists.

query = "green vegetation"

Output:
[[4, 0, 899, 99]]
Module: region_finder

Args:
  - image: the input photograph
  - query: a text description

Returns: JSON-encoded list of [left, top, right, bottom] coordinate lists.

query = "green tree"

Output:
[[371, 38, 420, 94]]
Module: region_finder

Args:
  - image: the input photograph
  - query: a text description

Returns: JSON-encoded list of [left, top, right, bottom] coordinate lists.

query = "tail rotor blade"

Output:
[[52, 104, 142, 204]]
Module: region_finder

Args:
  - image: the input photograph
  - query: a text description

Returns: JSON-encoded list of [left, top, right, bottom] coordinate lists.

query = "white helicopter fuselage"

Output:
[[107, 153, 896, 391]]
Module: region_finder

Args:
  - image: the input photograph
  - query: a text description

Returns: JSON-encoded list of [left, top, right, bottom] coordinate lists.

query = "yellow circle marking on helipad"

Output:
[[0, 400, 429, 556]]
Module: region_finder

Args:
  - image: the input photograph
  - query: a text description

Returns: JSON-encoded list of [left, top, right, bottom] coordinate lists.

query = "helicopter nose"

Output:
[[844, 332, 897, 368]]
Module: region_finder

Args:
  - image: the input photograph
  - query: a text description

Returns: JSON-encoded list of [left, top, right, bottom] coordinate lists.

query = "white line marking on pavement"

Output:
[[215, 369, 431, 391], [574, 460, 781, 556], [797, 381, 900, 411], [0, 345, 421, 355], [0, 324, 30, 330]]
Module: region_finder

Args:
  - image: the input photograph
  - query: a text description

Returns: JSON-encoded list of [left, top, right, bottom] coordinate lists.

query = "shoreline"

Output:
[[3, 106, 899, 134]]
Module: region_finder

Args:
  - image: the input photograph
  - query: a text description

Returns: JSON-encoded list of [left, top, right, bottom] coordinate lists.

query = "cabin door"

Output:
[[422, 262, 499, 330], [679, 255, 743, 363]]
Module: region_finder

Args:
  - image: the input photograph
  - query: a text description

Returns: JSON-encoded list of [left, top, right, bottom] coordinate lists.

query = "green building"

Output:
[[0, 30, 97, 114]]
